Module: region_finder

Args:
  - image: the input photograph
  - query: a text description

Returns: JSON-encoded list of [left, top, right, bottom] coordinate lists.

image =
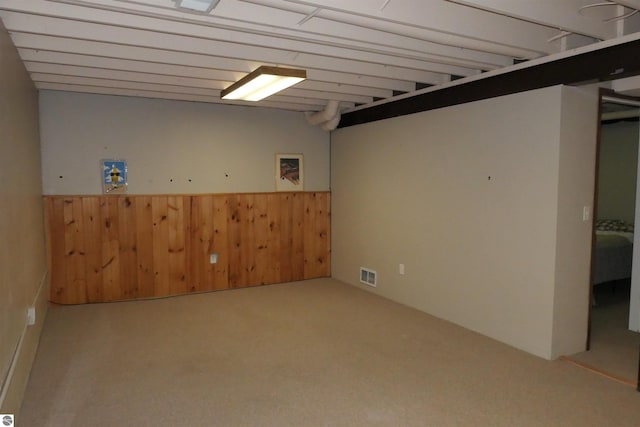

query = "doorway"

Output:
[[573, 91, 640, 386]]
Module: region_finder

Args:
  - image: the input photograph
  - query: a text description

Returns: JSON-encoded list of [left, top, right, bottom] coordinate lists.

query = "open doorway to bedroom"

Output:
[[570, 91, 640, 386]]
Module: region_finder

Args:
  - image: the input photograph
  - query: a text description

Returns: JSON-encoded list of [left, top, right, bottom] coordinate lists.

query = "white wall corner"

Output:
[[550, 85, 599, 359]]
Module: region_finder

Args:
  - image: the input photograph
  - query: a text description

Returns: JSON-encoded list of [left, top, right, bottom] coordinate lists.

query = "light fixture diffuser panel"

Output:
[[245, 76, 305, 101], [222, 75, 279, 101], [175, 0, 219, 12], [221, 66, 307, 102]]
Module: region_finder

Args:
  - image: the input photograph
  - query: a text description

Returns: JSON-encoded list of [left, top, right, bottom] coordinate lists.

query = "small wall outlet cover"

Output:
[[209, 253, 218, 264], [27, 307, 36, 326]]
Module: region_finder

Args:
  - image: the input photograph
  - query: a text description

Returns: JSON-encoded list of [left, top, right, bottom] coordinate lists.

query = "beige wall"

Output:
[[39, 91, 330, 195], [0, 21, 48, 413], [597, 121, 639, 223], [552, 86, 599, 358], [331, 85, 597, 359]]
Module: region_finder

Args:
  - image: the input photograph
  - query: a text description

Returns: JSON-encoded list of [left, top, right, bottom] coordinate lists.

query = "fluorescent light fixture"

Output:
[[174, 0, 219, 13], [221, 66, 307, 101]]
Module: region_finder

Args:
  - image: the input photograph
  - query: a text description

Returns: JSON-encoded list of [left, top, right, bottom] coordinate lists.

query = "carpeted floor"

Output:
[[565, 280, 639, 384], [18, 278, 640, 426]]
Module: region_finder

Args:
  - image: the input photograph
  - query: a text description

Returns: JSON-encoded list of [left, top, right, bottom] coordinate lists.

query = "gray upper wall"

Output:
[[39, 91, 331, 195]]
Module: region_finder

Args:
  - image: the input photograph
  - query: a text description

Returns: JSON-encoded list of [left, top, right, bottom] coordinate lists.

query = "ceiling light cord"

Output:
[[548, 1, 639, 44], [604, 9, 639, 22], [578, 1, 639, 21], [547, 31, 573, 43], [579, 1, 618, 15]]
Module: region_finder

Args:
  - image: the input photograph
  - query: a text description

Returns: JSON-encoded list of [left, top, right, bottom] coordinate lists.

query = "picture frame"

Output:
[[102, 159, 128, 194], [275, 153, 303, 191]]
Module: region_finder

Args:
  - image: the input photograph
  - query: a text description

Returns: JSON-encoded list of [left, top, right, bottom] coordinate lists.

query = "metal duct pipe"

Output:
[[305, 100, 340, 126], [320, 113, 341, 131]]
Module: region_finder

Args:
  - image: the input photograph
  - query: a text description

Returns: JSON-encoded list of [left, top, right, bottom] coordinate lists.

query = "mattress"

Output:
[[593, 231, 633, 285]]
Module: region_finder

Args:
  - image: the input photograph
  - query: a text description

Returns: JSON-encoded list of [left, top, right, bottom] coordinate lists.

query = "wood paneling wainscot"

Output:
[[45, 192, 330, 304]]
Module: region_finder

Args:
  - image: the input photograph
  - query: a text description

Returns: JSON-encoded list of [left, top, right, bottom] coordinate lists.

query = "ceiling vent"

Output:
[[174, 0, 220, 13]]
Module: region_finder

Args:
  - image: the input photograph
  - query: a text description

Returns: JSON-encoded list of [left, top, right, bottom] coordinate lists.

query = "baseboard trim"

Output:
[[0, 270, 48, 413]]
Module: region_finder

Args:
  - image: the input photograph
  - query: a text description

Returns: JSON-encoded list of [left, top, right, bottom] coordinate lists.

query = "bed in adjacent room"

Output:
[[593, 219, 634, 287]]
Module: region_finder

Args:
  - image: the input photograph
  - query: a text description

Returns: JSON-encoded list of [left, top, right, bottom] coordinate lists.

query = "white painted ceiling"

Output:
[[1, 0, 640, 114]]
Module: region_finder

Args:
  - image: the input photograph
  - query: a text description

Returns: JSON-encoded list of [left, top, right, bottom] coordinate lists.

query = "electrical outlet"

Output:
[[209, 253, 218, 264]]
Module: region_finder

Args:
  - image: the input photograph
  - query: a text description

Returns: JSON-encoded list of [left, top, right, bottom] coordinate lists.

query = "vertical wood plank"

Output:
[[324, 193, 332, 276], [253, 194, 269, 285], [168, 196, 189, 295], [101, 196, 121, 301], [63, 197, 87, 304], [277, 193, 293, 283], [303, 193, 317, 279], [212, 195, 229, 290], [152, 196, 170, 296], [191, 195, 229, 291], [190, 195, 212, 292], [241, 194, 257, 286], [304, 192, 331, 279], [135, 196, 155, 297], [318, 192, 331, 277], [47, 197, 68, 303], [265, 193, 282, 285], [227, 194, 242, 288], [82, 197, 103, 303], [184, 197, 192, 292], [118, 196, 138, 299], [291, 192, 305, 281]]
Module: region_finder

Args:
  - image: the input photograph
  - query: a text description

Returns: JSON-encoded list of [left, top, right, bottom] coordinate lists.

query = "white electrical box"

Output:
[[27, 307, 36, 326]]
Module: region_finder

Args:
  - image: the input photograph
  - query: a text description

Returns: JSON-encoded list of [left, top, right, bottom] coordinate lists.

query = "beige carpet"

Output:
[[565, 280, 639, 384], [18, 278, 640, 426]]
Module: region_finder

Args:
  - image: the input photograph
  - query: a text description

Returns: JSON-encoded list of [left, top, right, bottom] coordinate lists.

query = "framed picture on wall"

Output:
[[102, 159, 128, 194], [276, 153, 303, 191]]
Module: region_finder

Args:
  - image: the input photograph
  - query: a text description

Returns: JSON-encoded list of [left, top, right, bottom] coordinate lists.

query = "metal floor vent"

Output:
[[360, 267, 377, 287]]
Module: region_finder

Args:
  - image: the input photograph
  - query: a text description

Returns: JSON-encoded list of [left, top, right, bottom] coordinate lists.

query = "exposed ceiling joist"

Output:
[[0, 0, 638, 118]]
